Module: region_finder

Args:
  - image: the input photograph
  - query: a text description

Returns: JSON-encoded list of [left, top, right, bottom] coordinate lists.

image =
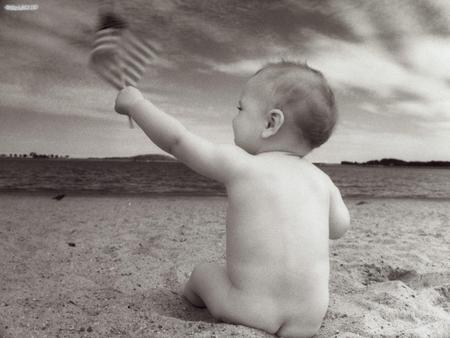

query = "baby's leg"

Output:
[[183, 262, 280, 334]]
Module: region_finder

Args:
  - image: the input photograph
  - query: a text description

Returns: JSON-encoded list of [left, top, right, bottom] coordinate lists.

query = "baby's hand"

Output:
[[115, 86, 144, 116]]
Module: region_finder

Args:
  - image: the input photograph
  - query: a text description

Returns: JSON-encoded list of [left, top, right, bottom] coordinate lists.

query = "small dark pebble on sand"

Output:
[[87, 326, 93, 332], [68, 242, 76, 247], [356, 201, 367, 205], [52, 194, 66, 201]]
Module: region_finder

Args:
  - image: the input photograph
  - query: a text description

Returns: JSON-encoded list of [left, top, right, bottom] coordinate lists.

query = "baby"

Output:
[[115, 61, 350, 338]]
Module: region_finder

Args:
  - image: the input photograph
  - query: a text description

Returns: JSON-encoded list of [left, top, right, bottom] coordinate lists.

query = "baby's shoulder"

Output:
[[253, 156, 331, 183], [287, 161, 335, 197]]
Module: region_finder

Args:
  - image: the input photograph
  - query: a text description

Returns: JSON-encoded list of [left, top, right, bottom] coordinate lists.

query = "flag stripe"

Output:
[[93, 60, 123, 89], [122, 36, 155, 62], [120, 32, 155, 86], [125, 32, 157, 58], [122, 47, 150, 68], [92, 37, 120, 51], [122, 57, 145, 74], [122, 61, 143, 81], [90, 15, 156, 90], [121, 54, 148, 78], [92, 28, 121, 48], [98, 66, 123, 89]]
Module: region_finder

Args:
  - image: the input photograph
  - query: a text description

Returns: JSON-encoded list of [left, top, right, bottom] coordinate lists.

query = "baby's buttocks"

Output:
[[221, 270, 328, 337]]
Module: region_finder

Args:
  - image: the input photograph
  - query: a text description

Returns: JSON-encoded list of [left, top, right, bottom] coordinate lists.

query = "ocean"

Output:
[[0, 158, 449, 199]]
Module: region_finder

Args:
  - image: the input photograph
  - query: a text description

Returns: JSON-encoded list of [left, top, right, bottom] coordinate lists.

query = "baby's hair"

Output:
[[252, 60, 337, 149]]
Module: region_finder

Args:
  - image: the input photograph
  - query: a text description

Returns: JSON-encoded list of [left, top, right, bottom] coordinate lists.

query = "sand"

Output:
[[0, 194, 449, 338]]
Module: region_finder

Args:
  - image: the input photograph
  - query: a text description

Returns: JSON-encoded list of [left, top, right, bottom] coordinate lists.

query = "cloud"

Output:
[[208, 59, 270, 76], [1, 81, 118, 120], [208, 22, 450, 132], [1, 0, 449, 160], [205, 45, 313, 76], [402, 36, 450, 79], [114, 0, 359, 68], [306, 31, 450, 122], [387, 101, 450, 126]]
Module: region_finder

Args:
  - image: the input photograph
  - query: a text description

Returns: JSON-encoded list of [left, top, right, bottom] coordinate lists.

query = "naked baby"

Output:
[[115, 61, 350, 338]]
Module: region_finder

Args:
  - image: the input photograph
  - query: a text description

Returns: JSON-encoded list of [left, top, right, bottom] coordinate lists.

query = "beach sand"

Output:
[[0, 194, 449, 338]]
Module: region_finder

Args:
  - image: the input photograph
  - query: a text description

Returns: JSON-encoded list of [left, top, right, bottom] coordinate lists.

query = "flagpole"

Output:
[[111, 0, 133, 129]]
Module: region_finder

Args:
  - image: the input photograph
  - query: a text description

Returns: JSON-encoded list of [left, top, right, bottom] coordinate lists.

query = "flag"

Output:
[[89, 12, 158, 89], [89, 12, 158, 128], [119, 30, 158, 87], [90, 13, 128, 89]]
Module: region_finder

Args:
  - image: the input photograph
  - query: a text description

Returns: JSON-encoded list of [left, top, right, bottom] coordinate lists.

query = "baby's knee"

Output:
[[189, 263, 231, 319]]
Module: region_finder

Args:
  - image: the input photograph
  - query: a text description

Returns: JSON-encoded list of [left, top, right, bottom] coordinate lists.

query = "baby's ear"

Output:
[[261, 109, 284, 138]]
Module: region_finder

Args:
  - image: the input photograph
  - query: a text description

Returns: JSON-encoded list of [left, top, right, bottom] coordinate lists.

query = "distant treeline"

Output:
[[102, 154, 176, 162], [0, 152, 69, 159], [1, 153, 174, 161], [341, 158, 450, 167], [2, 153, 448, 167]]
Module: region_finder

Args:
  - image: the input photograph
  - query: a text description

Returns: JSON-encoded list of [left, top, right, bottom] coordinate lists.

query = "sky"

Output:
[[1, 0, 449, 163]]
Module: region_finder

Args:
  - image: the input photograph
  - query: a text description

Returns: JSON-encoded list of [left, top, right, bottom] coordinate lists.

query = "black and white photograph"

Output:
[[0, 0, 449, 337]]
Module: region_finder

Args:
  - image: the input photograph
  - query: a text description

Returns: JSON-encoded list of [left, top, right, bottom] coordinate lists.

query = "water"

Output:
[[0, 158, 449, 199]]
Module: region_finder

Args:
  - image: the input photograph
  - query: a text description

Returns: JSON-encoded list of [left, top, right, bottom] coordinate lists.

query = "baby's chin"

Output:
[[234, 142, 253, 154], [233, 137, 262, 154]]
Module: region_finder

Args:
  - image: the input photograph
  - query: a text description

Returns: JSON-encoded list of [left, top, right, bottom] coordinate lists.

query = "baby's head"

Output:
[[233, 61, 337, 155]]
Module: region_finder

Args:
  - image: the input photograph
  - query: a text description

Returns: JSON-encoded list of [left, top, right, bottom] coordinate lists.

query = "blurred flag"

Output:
[[89, 12, 158, 127], [89, 12, 158, 89], [90, 12, 127, 89]]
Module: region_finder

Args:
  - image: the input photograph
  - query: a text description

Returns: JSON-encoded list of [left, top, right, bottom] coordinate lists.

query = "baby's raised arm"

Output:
[[328, 182, 350, 240], [115, 87, 252, 183]]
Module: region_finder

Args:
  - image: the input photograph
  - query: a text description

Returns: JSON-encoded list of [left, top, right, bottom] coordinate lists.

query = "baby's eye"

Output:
[[236, 106, 242, 112]]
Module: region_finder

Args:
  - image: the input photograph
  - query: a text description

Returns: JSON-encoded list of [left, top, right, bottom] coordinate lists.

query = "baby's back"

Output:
[[225, 153, 331, 324]]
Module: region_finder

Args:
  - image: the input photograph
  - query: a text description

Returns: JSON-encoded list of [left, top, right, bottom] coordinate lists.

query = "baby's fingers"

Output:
[[114, 98, 129, 116], [115, 86, 144, 115]]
